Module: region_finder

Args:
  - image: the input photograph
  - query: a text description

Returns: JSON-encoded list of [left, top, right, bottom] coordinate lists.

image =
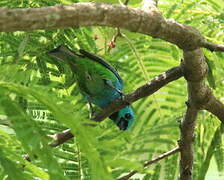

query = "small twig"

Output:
[[202, 41, 224, 52], [48, 129, 74, 147], [143, 147, 180, 166], [108, 28, 123, 51], [124, 0, 130, 5], [118, 0, 130, 6], [117, 147, 180, 180], [108, 0, 129, 51], [23, 129, 74, 163]]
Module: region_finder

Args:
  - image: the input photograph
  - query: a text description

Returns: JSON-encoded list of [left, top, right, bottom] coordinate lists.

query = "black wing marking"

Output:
[[79, 49, 123, 84], [48, 45, 123, 83], [48, 45, 84, 58], [48, 45, 85, 68]]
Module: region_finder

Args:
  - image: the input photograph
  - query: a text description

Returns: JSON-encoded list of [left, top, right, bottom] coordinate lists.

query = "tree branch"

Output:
[[1, 2, 223, 51], [48, 129, 74, 147], [92, 66, 183, 122], [179, 49, 207, 180], [181, 49, 224, 123], [179, 105, 198, 180], [48, 66, 183, 146], [202, 41, 224, 52], [117, 147, 180, 180], [203, 94, 224, 123]]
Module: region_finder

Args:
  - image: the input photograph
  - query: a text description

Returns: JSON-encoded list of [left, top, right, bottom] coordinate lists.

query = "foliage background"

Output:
[[0, 0, 223, 179]]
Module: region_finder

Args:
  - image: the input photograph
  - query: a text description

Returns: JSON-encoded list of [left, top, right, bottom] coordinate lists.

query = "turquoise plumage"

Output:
[[48, 45, 134, 130]]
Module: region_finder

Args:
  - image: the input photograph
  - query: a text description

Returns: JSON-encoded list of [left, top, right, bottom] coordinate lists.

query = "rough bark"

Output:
[[203, 94, 224, 123], [179, 106, 198, 180], [0, 3, 205, 50], [179, 49, 207, 180]]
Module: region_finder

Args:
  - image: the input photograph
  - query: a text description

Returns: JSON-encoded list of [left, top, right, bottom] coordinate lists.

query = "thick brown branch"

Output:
[[180, 49, 206, 180], [0, 3, 208, 50], [204, 95, 224, 123], [49, 66, 183, 146], [181, 49, 224, 123], [179, 105, 198, 180], [179, 45, 224, 179], [117, 147, 180, 180], [1, 3, 223, 51]]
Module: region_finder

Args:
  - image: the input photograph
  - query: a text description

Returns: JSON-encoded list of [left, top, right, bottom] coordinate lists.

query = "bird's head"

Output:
[[109, 106, 134, 130]]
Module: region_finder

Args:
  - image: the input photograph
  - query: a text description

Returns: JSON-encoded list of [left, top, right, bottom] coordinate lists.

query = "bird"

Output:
[[48, 45, 134, 130]]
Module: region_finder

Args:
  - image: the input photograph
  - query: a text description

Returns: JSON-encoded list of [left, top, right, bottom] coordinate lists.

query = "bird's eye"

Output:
[[125, 113, 132, 119]]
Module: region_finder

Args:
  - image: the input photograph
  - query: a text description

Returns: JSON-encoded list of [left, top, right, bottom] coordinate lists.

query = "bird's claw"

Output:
[[90, 110, 98, 119], [119, 93, 130, 106]]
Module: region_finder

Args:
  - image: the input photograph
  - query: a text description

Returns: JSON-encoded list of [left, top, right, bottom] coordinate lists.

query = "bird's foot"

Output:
[[89, 109, 97, 119], [88, 102, 96, 119], [119, 94, 130, 106]]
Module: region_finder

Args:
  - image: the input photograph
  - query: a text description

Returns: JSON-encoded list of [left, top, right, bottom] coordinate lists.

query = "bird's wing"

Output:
[[48, 46, 122, 82], [79, 49, 123, 85], [48, 45, 123, 93]]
